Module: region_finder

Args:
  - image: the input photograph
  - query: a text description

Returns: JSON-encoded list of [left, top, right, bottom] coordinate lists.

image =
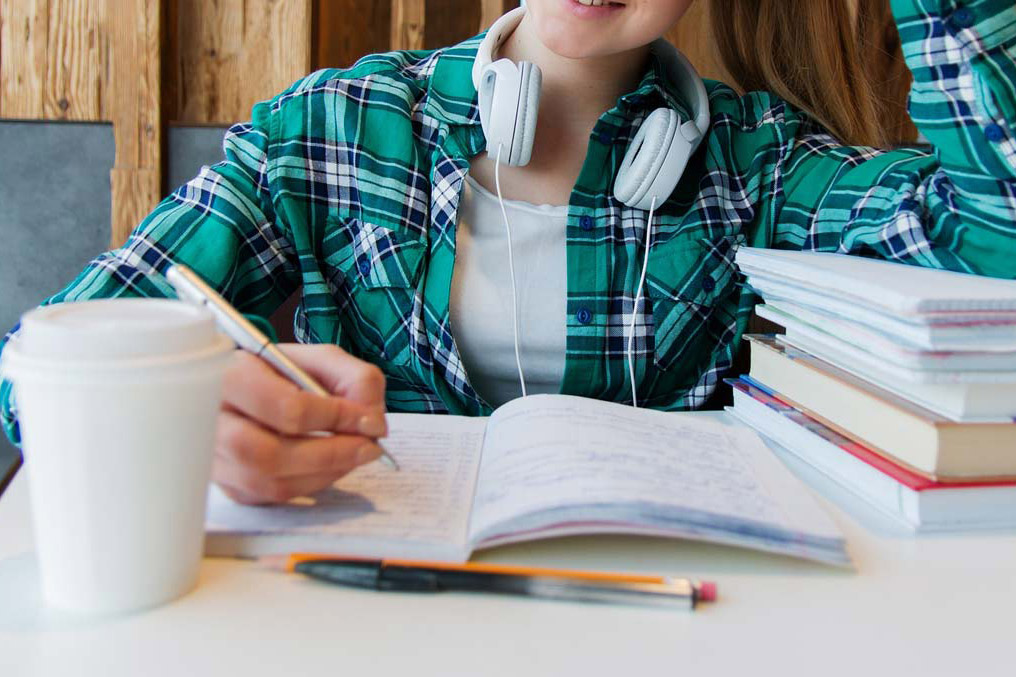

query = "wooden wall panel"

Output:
[[313, 0, 507, 71], [108, 0, 161, 246], [390, 0, 424, 51], [44, 0, 109, 119], [424, 0, 479, 49], [478, 0, 512, 33], [312, 0, 391, 69], [0, 0, 49, 118], [164, 0, 312, 125], [0, 0, 110, 120]]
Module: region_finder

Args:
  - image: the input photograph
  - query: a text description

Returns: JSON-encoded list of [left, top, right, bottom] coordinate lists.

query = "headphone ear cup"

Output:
[[614, 108, 696, 210], [479, 59, 524, 165], [614, 108, 677, 210], [511, 61, 541, 166]]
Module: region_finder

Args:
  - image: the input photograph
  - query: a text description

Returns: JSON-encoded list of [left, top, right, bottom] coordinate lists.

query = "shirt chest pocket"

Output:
[[322, 218, 427, 366], [644, 233, 742, 374]]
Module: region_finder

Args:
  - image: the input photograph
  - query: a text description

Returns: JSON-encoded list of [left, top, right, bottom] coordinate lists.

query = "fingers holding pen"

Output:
[[213, 410, 384, 504], [276, 344, 387, 410], [223, 351, 388, 438]]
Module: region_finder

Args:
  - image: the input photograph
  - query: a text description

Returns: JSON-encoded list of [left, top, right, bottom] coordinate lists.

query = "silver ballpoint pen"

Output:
[[166, 264, 398, 470]]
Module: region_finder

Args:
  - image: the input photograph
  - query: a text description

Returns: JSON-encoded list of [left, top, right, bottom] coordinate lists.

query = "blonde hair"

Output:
[[707, 0, 917, 147]]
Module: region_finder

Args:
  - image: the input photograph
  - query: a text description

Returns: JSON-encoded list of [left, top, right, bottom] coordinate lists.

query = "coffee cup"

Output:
[[0, 298, 233, 615]]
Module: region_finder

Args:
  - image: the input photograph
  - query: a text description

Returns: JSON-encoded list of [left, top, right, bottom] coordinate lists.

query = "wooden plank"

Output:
[[312, 0, 391, 69], [108, 0, 161, 247], [0, 0, 110, 120], [43, 0, 108, 119], [425, 0, 478, 49], [390, 0, 424, 51], [110, 167, 160, 246], [0, 0, 50, 118], [165, 0, 312, 125], [478, 0, 510, 33]]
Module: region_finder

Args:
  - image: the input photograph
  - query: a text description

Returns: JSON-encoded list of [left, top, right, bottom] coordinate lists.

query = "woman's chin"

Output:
[[534, 24, 619, 60]]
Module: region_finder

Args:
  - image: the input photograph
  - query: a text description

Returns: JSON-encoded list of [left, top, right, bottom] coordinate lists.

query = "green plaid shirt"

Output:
[[3, 0, 1016, 444]]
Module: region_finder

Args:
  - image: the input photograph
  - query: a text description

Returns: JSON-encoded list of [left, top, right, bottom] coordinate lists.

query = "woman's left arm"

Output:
[[773, 0, 1016, 278]]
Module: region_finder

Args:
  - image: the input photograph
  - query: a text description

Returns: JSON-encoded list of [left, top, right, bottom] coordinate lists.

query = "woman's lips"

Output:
[[565, 0, 626, 19]]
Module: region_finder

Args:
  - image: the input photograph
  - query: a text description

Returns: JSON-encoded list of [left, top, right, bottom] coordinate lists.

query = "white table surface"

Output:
[[2, 429, 1015, 677]]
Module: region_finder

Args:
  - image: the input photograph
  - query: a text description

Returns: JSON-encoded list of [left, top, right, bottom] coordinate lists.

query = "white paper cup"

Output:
[[0, 298, 233, 616]]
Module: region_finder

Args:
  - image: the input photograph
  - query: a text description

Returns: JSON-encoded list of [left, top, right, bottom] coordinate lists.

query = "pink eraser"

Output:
[[698, 582, 718, 603]]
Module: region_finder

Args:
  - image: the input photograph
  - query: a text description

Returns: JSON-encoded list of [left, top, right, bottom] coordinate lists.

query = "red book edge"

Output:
[[728, 376, 1016, 491]]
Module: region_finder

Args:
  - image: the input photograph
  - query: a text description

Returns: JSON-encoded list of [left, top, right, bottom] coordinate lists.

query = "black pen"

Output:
[[262, 554, 717, 610]]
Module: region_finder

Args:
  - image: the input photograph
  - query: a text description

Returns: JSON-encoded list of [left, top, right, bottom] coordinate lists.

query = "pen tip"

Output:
[[380, 450, 400, 471]]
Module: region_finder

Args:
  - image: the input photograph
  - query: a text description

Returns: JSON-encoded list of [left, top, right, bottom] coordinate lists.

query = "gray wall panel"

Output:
[[0, 121, 114, 336], [0, 123, 232, 337], [166, 125, 229, 193]]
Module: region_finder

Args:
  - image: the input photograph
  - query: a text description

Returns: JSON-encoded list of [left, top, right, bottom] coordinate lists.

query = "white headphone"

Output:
[[470, 7, 711, 407], [472, 6, 710, 210]]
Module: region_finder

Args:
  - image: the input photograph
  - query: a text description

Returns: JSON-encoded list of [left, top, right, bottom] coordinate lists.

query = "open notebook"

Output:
[[206, 395, 849, 566]]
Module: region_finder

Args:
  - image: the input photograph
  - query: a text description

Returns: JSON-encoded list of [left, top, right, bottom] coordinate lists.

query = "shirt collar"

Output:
[[617, 47, 687, 118], [423, 33, 692, 129]]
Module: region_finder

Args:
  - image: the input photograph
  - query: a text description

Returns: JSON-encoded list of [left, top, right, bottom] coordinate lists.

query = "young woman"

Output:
[[2, 0, 1014, 505]]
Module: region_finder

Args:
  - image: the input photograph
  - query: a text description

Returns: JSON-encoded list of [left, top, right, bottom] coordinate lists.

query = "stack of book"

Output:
[[727, 247, 1016, 531]]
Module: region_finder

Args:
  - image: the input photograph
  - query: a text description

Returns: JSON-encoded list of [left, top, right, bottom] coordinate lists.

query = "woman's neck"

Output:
[[500, 13, 650, 130], [467, 12, 652, 206]]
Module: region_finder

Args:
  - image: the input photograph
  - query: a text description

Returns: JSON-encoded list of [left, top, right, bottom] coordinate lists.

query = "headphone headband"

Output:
[[472, 8, 527, 91], [474, 7, 709, 146], [647, 39, 710, 144]]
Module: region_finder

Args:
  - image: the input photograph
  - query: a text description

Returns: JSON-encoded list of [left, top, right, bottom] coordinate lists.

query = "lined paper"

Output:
[[468, 395, 844, 562], [205, 415, 486, 558]]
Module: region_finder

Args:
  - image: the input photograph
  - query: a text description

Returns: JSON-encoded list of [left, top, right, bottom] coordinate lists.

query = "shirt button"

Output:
[[576, 308, 593, 325], [985, 123, 1005, 143], [951, 8, 974, 28], [701, 277, 716, 292], [357, 258, 371, 275], [579, 215, 594, 231]]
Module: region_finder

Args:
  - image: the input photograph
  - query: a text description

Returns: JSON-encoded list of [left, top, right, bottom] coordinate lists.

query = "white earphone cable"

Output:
[[494, 144, 527, 398], [628, 195, 657, 408]]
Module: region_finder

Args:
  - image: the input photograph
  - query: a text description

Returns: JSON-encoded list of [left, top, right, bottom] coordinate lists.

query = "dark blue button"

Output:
[[579, 215, 594, 231], [985, 123, 1005, 143], [952, 7, 974, 28], [576, 308, 593, 325], [597, 131, 612, 145], [701, 277, 716, 292], [357, 258, 371, 275]]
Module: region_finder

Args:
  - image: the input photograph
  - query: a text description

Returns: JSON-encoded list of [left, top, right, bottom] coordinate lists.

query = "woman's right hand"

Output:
[[212, 344, 388, 505]]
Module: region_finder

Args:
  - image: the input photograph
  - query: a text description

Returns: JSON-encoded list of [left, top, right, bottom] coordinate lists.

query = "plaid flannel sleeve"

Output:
[[0, 97, 299, 446], [772, 0, 1016, 279]]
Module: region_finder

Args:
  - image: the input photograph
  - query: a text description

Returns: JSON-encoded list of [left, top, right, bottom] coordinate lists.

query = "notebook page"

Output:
[[205, 414, 486, 560], [468, 395, 843, 559]]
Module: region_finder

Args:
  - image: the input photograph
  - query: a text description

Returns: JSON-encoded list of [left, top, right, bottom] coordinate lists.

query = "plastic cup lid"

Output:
[[14, 298, 223, 361]]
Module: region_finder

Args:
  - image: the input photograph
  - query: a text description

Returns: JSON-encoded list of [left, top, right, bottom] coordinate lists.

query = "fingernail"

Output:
[[358, 414, 387, 437], [356, 443, 383, 465]]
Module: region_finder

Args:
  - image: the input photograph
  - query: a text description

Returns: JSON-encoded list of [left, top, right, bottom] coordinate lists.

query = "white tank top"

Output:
[[449, 174, 568, 407]]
